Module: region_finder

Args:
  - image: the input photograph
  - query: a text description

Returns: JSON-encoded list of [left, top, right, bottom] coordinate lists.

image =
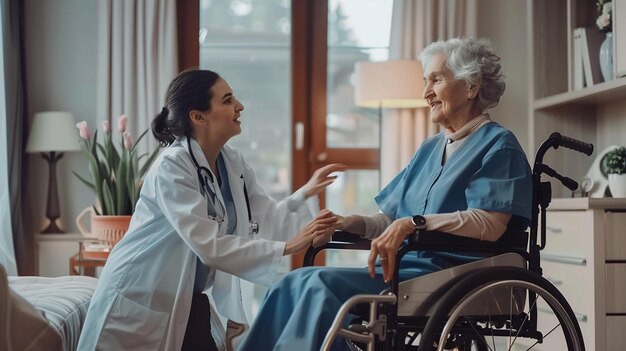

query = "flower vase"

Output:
[[76, 207, 132, 249], [599, 32, 614, 82], [608, 174, 626, 198]]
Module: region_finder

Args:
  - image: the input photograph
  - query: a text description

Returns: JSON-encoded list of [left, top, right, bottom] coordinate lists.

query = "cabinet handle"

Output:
[[545, 277, 563, 286], [542, 253, 586, 266], [546, 226, 562, 233], [539, 307, 587, 322]]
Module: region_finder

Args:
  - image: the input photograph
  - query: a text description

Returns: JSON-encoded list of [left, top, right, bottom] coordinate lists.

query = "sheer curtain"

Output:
[[0, 0, 23, 276], [97, 0, 178, 155], [381, 0, 477, 185]]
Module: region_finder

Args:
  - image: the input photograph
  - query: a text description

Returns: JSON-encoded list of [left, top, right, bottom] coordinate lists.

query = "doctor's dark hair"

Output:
[[151, 69, 221, 147], [419, 37, 505, 111]]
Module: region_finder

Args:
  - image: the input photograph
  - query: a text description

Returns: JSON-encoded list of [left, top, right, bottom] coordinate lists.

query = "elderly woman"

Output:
[[238, 37, 532, 351]]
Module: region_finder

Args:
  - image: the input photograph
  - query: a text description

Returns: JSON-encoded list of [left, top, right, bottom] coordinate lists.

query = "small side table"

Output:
[[69, 241, 110, 277]]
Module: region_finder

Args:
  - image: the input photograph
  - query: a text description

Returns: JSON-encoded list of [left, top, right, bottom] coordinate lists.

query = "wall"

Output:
[[24, 0, 98, 240], [477, 0, 530, 155]]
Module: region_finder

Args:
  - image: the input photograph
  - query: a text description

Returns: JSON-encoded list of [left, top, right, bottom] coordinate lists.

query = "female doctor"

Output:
[[77, 69, 345, 351]]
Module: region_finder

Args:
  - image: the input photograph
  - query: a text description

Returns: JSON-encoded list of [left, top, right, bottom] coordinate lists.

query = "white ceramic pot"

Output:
[[608, 174, 626, 198]]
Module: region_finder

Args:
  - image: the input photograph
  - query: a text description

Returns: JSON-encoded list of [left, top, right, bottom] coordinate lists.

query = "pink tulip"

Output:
[[102, 120, 111, 134], [118, 114, 128, 133], [75, 121, 91, 140], [123, 131, 133, 150], [596, 13, 610, 30]]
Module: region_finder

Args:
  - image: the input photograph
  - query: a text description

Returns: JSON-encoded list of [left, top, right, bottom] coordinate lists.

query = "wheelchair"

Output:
[[303, 133, 593, 351]]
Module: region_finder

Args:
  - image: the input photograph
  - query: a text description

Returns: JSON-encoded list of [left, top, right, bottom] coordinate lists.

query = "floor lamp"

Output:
[[354, 60, 428, 187], [26, 111, 80, 233]]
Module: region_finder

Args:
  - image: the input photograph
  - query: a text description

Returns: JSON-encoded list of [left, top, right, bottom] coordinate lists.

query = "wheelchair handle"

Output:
[[535, 163, 579, 191], [549, 132, 594, 156]]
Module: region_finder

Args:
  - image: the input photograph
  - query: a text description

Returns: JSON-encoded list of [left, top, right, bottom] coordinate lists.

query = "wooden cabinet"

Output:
[[541, 198, 626, 351], [35, 233, 83, 277], [528, 0, 626, 199]]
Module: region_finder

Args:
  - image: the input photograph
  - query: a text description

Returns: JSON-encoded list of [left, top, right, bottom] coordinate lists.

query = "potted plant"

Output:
[[604, 146, 626, 197], [73, 115, 159, 247]]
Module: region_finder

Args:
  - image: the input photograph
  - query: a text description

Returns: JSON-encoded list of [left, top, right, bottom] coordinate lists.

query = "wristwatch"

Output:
[[411, 215, 427, 232]]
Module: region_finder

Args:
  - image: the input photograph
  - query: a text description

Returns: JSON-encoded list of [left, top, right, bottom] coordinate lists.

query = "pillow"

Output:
[[0, 265, 62, 351]]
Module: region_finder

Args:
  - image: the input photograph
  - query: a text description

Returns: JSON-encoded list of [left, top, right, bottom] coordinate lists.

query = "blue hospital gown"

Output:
[[238, 122, 532, 351]]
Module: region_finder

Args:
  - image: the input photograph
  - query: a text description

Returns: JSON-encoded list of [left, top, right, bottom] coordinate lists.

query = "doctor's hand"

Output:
[[284, 210, 337, 256], [367, 217, 415, 282], [311, 212, 343, 247], [302, 164, 347, 199], [311, 213, 363, 248]]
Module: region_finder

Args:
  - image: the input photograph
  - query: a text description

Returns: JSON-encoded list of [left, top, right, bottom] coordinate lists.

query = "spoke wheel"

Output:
[[417, 267, 585, 351]]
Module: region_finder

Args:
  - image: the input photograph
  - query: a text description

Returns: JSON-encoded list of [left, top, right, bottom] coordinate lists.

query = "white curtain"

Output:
[[0, 0, 17, 275], [97, 0, 178, 156], [381, 0, 477, 186]]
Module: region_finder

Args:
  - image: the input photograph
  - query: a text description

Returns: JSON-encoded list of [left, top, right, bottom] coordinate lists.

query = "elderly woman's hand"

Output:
[[367, 217, 416, 282], [302, 164, 347, 199]]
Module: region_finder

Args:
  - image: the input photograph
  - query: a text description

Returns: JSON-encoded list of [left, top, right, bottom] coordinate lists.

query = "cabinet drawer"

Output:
[[543, 211, 594, 256], [540, 260, 593, 318], [607, 316, 626, 351], [606, 263, 626, 313], [606, 212, 626, 260]]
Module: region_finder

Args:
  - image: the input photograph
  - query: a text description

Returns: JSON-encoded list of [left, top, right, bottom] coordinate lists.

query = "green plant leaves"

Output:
[[73, 124, 159, 215], [605, 146, 626, 175]]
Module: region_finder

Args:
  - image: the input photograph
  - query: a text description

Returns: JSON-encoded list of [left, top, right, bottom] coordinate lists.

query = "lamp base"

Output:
[[40, 151, 65, 234], [41, 218, 65, 234]]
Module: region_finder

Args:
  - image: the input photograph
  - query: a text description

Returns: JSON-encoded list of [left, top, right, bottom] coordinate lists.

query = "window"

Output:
[[199, 0, 293, 200]]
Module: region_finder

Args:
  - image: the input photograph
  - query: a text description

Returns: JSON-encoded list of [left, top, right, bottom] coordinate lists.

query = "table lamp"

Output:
[[354, 60, 428, 185], [26, 111, 80, 233]]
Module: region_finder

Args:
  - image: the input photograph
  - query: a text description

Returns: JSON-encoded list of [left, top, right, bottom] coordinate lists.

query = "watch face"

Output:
[[412, 215, 426, 228]]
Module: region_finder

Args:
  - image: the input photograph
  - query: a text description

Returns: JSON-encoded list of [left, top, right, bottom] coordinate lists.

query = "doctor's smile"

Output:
[[78, 68, 345, 351]]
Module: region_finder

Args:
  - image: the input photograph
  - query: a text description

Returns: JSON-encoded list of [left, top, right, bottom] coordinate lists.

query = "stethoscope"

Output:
[[187, 138, 259, 236]]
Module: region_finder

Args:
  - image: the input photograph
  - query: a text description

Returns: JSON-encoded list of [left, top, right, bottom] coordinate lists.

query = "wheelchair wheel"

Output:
[[417, 266, 584, 351]]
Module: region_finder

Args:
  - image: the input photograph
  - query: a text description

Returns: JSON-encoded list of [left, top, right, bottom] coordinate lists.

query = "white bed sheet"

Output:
[[8, 275, 98, 351]]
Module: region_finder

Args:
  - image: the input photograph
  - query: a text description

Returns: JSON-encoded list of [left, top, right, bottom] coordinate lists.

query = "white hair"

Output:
[[419, 37, 506, 110]]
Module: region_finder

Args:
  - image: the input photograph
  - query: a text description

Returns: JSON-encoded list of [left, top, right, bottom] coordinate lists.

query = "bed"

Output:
[[1, 265, 98, 351]]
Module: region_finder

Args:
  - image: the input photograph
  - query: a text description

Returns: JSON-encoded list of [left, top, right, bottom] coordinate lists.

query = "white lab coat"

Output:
[[77, 136, 318, 351]]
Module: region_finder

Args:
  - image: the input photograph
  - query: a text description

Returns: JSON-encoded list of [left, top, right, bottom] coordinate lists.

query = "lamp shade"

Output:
[[354, 60, 428, 108], [26, 111, 81, 153]]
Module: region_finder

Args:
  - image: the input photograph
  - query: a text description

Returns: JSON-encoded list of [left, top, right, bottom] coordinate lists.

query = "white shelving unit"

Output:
[[528, 1, 626, 349], [528, 0, 626, 199]]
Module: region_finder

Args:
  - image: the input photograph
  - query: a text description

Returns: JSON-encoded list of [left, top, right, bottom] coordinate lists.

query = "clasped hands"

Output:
[[291, 209, 416, 283], [286, 163, 415, 282], [284, 164, 346, 256]]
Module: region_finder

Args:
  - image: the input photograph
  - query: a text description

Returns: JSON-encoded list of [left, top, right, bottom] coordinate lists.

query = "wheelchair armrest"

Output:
[[303, 228, 529, 268], [402, 228, 529, 257], [303, 231, 371, 267]]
